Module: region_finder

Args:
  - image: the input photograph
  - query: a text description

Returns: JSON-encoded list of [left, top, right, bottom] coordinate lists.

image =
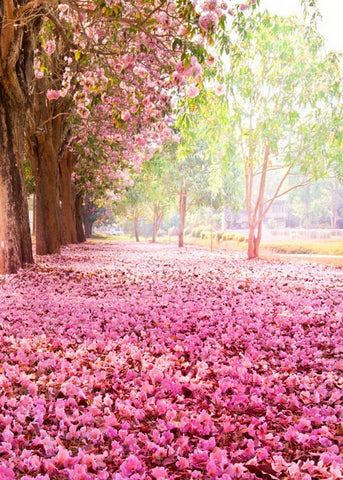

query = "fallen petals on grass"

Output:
[[0, 242, 342, 479]]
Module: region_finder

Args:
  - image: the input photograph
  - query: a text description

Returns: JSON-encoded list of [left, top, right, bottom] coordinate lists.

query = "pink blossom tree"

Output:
[[26, 0, 221, 256], [1, 0, 311, 273]]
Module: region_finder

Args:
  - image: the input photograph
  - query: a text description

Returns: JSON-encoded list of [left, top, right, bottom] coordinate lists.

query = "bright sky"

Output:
[[260, 0, 343, 52]]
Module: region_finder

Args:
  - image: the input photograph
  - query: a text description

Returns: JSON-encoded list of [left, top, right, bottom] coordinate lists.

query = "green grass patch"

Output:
[[262, 240, 343, 256], [89, 233, 133, 243]]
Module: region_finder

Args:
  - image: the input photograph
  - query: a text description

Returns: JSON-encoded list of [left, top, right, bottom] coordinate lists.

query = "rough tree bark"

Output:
[[30, 132, 62, 255], [0, 90, 34, 273], [0, 4, 41, 273], [32, 194, 36, 236], [75, 192, 86, 243], [28, 75, 71, 255], [82, 196, 95, 238], [59, 150, 78, 244]]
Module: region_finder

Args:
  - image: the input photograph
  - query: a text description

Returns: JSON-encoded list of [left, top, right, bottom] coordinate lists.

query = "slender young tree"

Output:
[[113, 179, 148, 242], [225, 12, 342, 258]]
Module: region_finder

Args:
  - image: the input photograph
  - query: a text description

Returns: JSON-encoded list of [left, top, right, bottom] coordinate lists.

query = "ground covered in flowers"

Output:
[[0, 242, 342, 480]]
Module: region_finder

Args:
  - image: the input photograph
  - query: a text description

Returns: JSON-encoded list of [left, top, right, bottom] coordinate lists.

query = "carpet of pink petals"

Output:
[[0, 242, 342, 480]]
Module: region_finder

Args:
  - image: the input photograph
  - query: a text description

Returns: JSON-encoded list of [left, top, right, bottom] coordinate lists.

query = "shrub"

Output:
[[192, 225, 210, 238], [221, 233, 235, 241], [200, 231, 216, 240], [236, 235, 247, 243]]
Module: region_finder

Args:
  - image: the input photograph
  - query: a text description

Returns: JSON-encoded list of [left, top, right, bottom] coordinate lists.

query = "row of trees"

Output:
[[114, 11, 343, 257], [0, 1, 333, 273], [113, 128, 240, 246], [1, 0, 265, 274]]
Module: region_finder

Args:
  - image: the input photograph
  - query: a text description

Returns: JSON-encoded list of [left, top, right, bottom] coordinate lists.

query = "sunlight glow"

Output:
[[260, 0, 343, 52]]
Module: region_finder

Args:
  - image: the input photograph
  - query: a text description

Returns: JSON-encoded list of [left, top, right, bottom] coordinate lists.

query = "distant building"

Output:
[[225, 199, 289, 229], [264, 200, 289, 228]]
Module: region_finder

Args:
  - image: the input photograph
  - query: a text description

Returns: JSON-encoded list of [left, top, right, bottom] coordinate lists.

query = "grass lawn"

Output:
[[263, 240, 343, 256]]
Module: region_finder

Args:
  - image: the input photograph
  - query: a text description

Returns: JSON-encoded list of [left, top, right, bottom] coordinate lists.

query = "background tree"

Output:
[[113, 179, 148, 242], [175, 90, 241, 247], [0, 0, 317, 273], [224, 12, 342, 258], [140, 157, 175, 243], [288, 177, 343, 228]]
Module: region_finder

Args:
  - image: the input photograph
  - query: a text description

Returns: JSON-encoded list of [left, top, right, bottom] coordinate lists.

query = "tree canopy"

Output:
[[221, 11, 342, 257]]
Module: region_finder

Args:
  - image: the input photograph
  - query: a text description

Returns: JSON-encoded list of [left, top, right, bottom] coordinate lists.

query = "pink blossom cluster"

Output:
[[45, 89, 61, 101], [43, 39, 56, 56], [0, 242, 342, 479], [196, 0, 255, 32]]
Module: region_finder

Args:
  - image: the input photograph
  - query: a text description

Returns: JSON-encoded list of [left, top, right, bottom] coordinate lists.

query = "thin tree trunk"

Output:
[[75, 192, 86, 243], [247, 220, 262, 259], [82, 197, 95, 238], [60, 150, 78, 243], [178, 190, 187, 248], [134, 217, 140, 242], [248, 225, 256, 259], [0, 92, 34, 273], [152, 206, 164, 243], [246, 142, 270, 259]]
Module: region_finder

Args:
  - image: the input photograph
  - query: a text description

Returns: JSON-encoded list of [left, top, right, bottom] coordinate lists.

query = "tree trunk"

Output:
[[152, 205, 164, 243], [178, 190, 187, 248], [248, 231, 258, 259], [246, 142, 270, 260], [60, 150, 78, 244], [27, 72, 72, 255], [134, 217, 140, 242], [0, 10, 41, 273], [75, 192, 86, 243], [247, 220, 263, 259], [0, 92, 34, 273], [32, 194, 36, 236], [31, 136, 62, 255], [82, 197, 95, 238], [84, 217, 93, 238], [26, 34, 75, 253], [152, 222, 157, 243]]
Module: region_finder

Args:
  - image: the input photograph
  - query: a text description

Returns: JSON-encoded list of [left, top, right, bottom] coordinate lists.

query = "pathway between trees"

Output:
[[0, 242, 342, 479]]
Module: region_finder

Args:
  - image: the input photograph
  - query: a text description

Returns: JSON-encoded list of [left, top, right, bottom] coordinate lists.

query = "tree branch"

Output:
[[262, 176, 312, 218], [14, 0, 54, 19]]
